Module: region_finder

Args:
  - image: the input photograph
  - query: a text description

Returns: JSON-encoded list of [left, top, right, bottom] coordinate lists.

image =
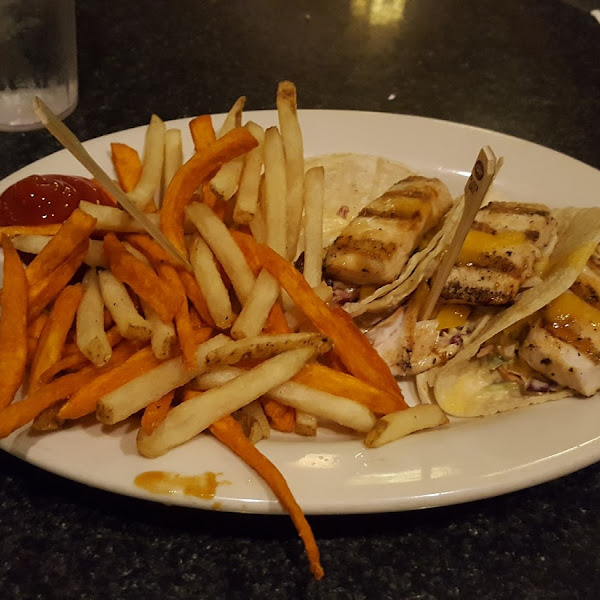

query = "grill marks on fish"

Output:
[[520, 246, 600, 396], [441, 201, 557, 306], [323, 176, 453, 286]]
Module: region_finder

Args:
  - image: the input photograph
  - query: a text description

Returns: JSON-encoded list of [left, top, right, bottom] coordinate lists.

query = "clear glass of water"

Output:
[[0, 0, 78, 132]]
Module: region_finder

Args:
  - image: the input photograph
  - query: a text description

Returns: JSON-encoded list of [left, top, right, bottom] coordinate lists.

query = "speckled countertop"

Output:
[[1, 1, 600, 598]]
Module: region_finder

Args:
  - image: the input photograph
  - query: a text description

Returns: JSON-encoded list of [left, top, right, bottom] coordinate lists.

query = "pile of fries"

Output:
[[0, 82, 448, 579]]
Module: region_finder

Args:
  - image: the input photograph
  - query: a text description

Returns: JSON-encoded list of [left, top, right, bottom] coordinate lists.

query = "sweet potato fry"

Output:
[[111, 142, 143, 192], [292, 363, 405, 415], [209, 415, 323, 580], [157, 264, 197, 370], [0, 236, 28, 409], [125, 233, 180, 268], [140, 390, 175, 436], [254, 242, 407, 405], [39, 326, 122, 384], [27, 313, 49, 362], [103, 233, 181, 323], [25, 208, 96, 287], [28, 241, 88, 321], [178, 270, 216, 327], [261, 399, 295, 433], [189, 115, 216, 152], [0, 344, 133, 437], [160, 126, 258, 255], [29, 284, 83, 393], [58, 343, 158, 421]]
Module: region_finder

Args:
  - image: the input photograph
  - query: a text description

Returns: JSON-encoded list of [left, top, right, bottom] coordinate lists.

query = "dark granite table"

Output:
[[1, 1, 599, 598]]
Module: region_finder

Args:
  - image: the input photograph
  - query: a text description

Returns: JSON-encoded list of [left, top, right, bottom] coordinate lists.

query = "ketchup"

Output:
[[0, 175, 114, 226]]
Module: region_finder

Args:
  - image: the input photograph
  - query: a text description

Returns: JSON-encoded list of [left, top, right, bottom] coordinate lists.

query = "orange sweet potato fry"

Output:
[[28, 240, 88, 321], [254, 242, 407, 406], [111, 142, 143, 193], [157, 264, 197, 370], [27, 313, 49, 362], [39, 326, 122, 385], [293, 362, 405, 415], [0, 344, 133, 437], [261, 398, 295, 433], [178, 270, 216, 328], [160, 126, 258, 255], [189, 115, 216, 153], [140, 390, 175, 436], [103, 233, 181, 323], [25, 208, 97, 287], [29, 284, 83, 393], [58, 343, 159, 421], [210, 415, 323, 580], [0, 236, 28, 409], [125, 233, 181, 268]]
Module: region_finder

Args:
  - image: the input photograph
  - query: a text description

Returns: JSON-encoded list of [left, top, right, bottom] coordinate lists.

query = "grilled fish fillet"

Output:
[[442, 201, 556, 306], [323, 176, 453, 286], [519, 325, 600, 396]]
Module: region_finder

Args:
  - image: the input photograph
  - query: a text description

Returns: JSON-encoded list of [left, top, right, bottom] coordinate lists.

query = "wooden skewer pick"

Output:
[[32, 97, 192, 271], [419, 146, 499, 321]]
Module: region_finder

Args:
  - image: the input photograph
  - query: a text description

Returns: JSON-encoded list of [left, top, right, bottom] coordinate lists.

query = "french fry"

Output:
[[141, 301, 177, 360], [189, 115, 216, 152], [27, 313, 49, 362], [79, 201, 160, 233], [31, 403, 65, 431], [0, 236, 28, 409], [230, 269, 280, 339], [25, 208, 96, 287], [185, 202, 256, 303], [28, 240, 88, 321], [136, 347, 314, 458], [255, 242, 408, 406], [163, 128, 183, 199], [209, 415, 324, 579], [205, 332, 331, 368], [110, 142, 143, 193], [157, 264, 197, 370], [29, 284, 83, 393], [364, 405, 449, 448], [233, 122, 265, 224], [301, 166, 325, 287], [12, 235, 106, 268], [103, 232, 181, 323], [96, 334, 230, 425], [141, 390, 175, 436], [263, 126, 287, 257], [160, 126, 258, 255], [276, 81, 305, 260], [76, 268, 113, 366], [0, 224, 61, 237], [295, 410, 318, 437], [217, 96, 245, 137], [232, 400, 270, 444], [58, 344, 160, 421], [189, 235, 233, 329], [195, 365, 377, 433], [97, 270, 152, 341], [127, 114, 166, 210]]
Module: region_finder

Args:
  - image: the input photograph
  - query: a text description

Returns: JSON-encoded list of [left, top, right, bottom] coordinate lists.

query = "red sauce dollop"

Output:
[[0, 175, 113, 226]]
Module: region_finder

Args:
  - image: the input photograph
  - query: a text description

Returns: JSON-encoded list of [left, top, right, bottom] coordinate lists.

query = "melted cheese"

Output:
[[544, 289, 600, 330], [457, 230, 527, 265]]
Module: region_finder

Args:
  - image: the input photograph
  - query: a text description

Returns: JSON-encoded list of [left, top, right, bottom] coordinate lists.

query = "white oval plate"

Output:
[[1, 110, 599, 515]]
